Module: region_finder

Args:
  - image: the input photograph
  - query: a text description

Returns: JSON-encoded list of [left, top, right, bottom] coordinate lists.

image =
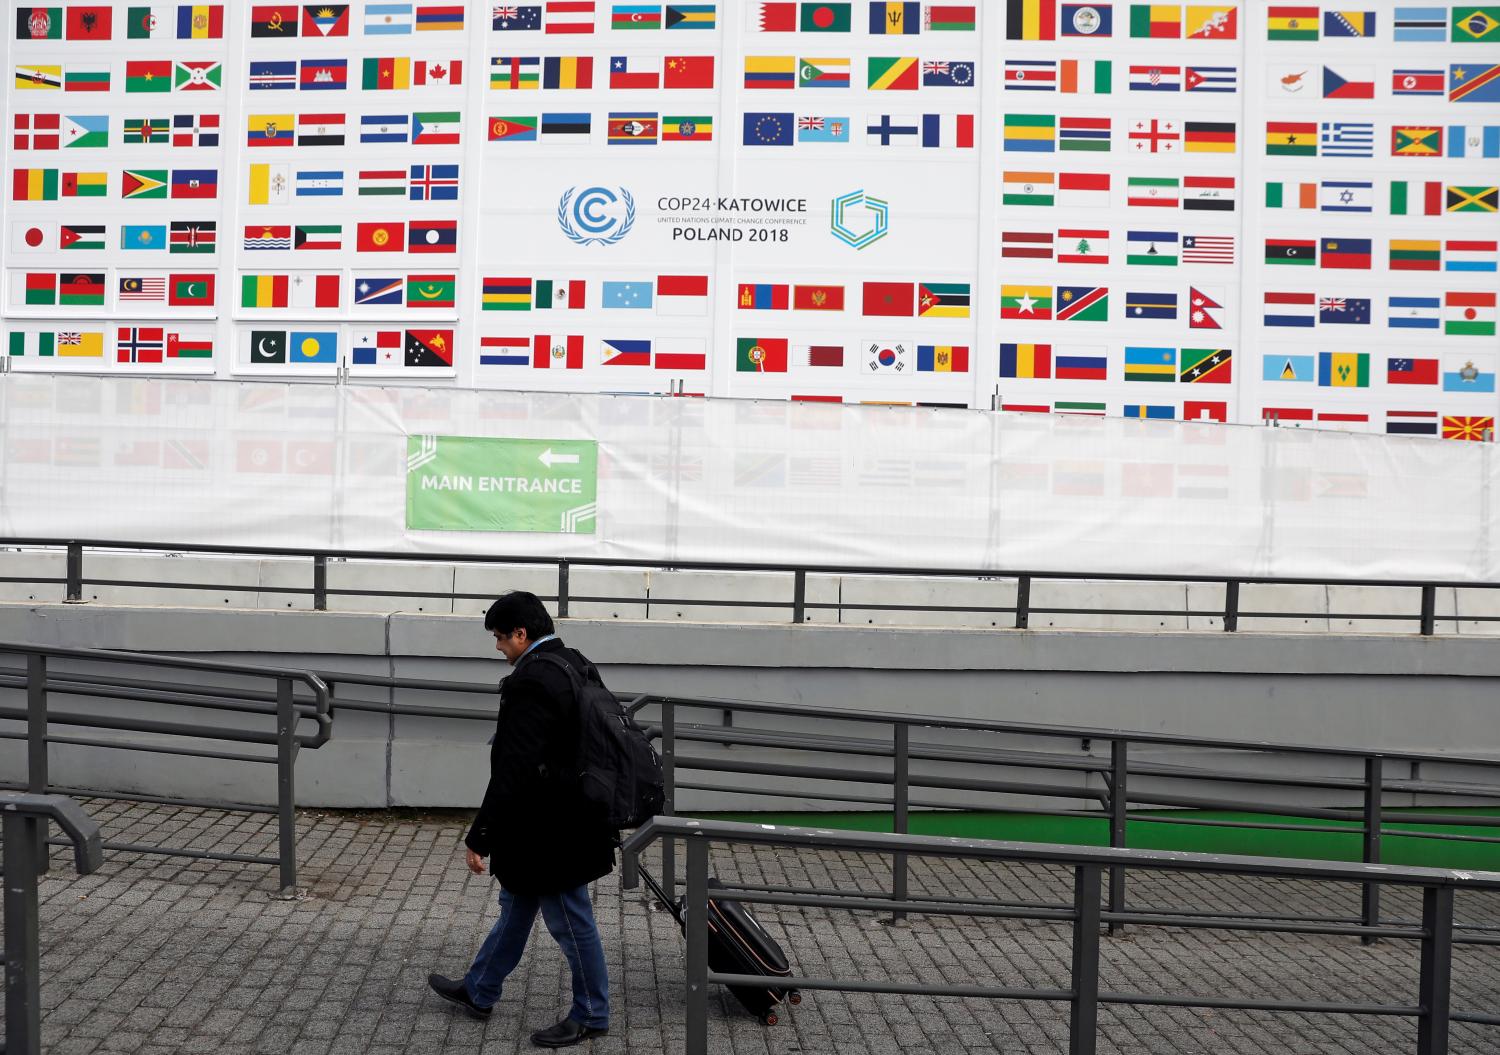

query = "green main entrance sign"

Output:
[[405, 435, 598, 533]]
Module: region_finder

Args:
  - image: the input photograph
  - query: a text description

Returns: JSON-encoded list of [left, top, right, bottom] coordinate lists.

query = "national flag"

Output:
[[546, 0, 597, 32], [489, 116, 538, 141], [662, 114, 712, 141], [299, 58, 347, 91], [360, 114, 410, 143], [1318, 296, 1371, 324], [868, 56, 919, 90], [665, 3, 714, 28], [1059, 116, 1110, 151], [917, 282, 970, 317], [1003, 170, 1054, 206], [1265, 181, 1315, 209], [798, 56, 851, 88], [164, 331, 213, 361], [1006, 0, 1056, 39], [1128, 117, 1179, 153], [303, 4, 350, 35], [1126, 229, 1177, 265], [294, 168, 343, 196], [12, 168, 59, 201], [356, 222, 405, 252], [11, 113, 61, 150], [613, 3, 661, 29], [922, 60, 975, 87], [862, 340, 909, 372], [288, 331, 338, 364], [1448, 186, 1498, 214], [170, 168, 216, 199], [169, 222, 215, 254], [792, 283, 845, 311], [1443, 416, 1495, 442], [1393, 69, 1444, 96], [800, 343, 846, 369], [796, 115, 849, 143], [1392, 125, 1442, 157], [412, 112, 460, 144], [1388, 357, 1439, 385], [608, 112, 658, 143], [65, 6, 111, 38], [478, 336, 531, 367], [1324, 10, 1374, 36], [10, 223, 57, 253], [1317, 351, 1369, 388], [1059, 58, 1113, 94], [1130, 65, 1181, 92], [1185, 66, 1236, 92], [1266, 121, 1316, 156], [916, 345, 969, 372], [656, 275, 708, 314], [1386, 410, 1439, 436], [117, 326, 165, 363], [1452, 6, 1500, 41], [250, 5, 298, 35], [1263, 291, 1316, 328], [1054, 349, 1108, 379], [1183, 175, 1234, 211], [1185, 5, 1235, 37], [1056, 285, 1108, 321], [364, 1, 414, 34], [602, 280, 653, 309], [1124, 346, 1175, 382], [1001, 285, 1053, 319], [244, 224, 292, 251], [481, 277, 529, 311], [14, 65, 63, 90], [126, 60, 172, 94], [1389, 238, 1441, 271], [863, 281, 915, 316], [1318, 180, 1373, 213], [1124, 405, 1174, 420], [415, 3, 465, 30], [295, 225, 342, 251], [120, 169, 168, 198], [654, 338, 706, 371], [1323, 66, 1374, 100], [743, 112, 793, 145], [1320, 121, 1374, 158], [1004, 113, 1054, 152], [368, 56, 413, 90], [118, 274, 167, 302], [121, 224, 166, 251], [737, 337, 789, 372], [59, 224, 105, 250], [250, 60, 296, 91], [738, 282, 789, 309], [1187, 288, 1222, 329], [1265, 238, 1315, 265], [1060, 2, 1110, 35], [1131, 3, 1181, 37], [1057, 229, 1109, 264], [63, 67, 110, 92], [168, 273, 214, 306], [1388, 295, 1441, 330], [866, 114, 919, 146], [1446, 291, 1497, 335], [1263, 355, 1315, 382], [403, 329, 453, 369], [1002, 230, 1054, 259], [870, 1, 919, 33], [415, 59, 462, 85], [408, 220, 457, 253], [1391, 180, 1444, 215], [1443, 359, 1497, 392], [351, 276, 402, 305], [1447, 124, 1500, 158], [174, 60, 222, 91], [409, 164, 459, 201], [919, 113, 973, 147], [123, 117, 168, 144], [1124, 290, 1177, 320], [600, 338, 651, 366], [1179, 348, 1230, 383], [1451, 63, 1500, 103], [247, 113, 294, 147], [492, 5, 542, 30], [15, 7, 62, 39], [1393, 6, 1445, 40], [1319, 237, 1371, 269], [743, 55, 793, 90], [1184, 121, 1234, 153], [1267, 5, 1318, 39], [999, 342, 1052, 378]]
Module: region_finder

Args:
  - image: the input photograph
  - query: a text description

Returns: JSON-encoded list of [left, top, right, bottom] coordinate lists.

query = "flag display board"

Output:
[[3, 3, 1498, 437]]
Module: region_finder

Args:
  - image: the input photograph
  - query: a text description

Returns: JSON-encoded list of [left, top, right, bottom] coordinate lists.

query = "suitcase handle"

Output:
[[637, 865, 684, 925]]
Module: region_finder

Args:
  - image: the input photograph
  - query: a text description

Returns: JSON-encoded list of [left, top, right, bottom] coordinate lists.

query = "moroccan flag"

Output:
[[862, 281, 915, 316]]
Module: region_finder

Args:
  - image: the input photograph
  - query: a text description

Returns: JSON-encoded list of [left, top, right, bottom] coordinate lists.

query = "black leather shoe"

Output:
[[428, 973, 492, 1020], [531, 1017, 609, 1048]]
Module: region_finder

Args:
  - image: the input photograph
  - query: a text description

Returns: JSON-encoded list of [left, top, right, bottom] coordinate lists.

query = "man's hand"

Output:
[[466, 848, 487, 875]]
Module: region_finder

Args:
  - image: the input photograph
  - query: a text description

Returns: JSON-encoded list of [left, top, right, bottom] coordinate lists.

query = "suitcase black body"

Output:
[[640, 866, 800, 1025]]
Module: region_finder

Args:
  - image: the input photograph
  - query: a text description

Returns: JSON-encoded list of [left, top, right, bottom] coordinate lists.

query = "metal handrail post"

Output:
[[891, 723, 909, 923], [1362, 756, 1383, 943], [1108, 741, 1128, 934], [312, 556, 328, 611], [1417, 884, 1454, 1055], [684, 836, 710, 1055], [1015, 575, 1031, 629], [1069, 865, 1102, 1055], [275, 677, 298, 896], [1420, 585, 1437, 636], [661, 698, 676, 904], [1223, 580, 1240, 632], [557, 560, 570, 619], [64, 543, 83, 603], [792, 570, 806, 623], [27, 654, 48, 873]]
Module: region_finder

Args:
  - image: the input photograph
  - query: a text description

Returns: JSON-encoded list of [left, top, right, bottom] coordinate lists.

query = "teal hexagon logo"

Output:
[[830, 189, 889, 250]]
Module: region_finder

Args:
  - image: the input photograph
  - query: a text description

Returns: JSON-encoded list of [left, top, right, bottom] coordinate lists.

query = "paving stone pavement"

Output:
[[8, 799, 1499, 1055]]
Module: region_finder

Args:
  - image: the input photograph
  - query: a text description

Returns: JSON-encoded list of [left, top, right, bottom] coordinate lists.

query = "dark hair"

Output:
[[483, 591, 555, 640]]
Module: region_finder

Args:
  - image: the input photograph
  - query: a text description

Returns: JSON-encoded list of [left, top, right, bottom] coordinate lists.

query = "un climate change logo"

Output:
[[558, 186, 636, 246], [830, 189, 889, 250]]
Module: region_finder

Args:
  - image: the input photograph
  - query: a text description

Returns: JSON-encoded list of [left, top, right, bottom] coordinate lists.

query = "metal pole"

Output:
[[1015, 575, 1031, 629], [557, 560, 571, 619], [1069, 865, 1102, 1055], [1361, 756, 1383, 943], [1223, 580, 1240, 632], [312, 555, 328, 611], [684, 837, 709, 1055], [1108, 741, 1128, 934], [26, 654, 48, 873], [891, 723, 909, 924], [791, 570, 806, 624], [1417, 885, 1454, 1055], [3, 810, 43, 1055], [64, 543, 83, 603], [275, 677, 298, 897], [661, 699, 676, 904], [1419, 585, 1436, 636]]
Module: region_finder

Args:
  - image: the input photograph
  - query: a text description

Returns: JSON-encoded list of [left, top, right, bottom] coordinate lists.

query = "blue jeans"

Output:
[[463, 883, 609, 1029]]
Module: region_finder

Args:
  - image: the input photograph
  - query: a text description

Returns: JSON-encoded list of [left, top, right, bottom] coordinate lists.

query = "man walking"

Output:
[[429, 591, 614, 1047]]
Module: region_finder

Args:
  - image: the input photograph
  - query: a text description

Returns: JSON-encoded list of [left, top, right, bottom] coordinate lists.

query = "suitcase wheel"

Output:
[[762, 1012, 778, 1026], [788, 990, 802, 1005]]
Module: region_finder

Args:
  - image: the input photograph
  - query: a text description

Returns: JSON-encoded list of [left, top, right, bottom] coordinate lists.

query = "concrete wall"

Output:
[[1, 601, 1498, 812]]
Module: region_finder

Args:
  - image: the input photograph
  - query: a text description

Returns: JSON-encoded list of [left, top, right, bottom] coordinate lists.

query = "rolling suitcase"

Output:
[[640, 865, 801, 1025]]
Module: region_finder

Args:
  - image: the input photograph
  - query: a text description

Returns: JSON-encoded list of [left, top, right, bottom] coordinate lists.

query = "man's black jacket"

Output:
[[464, 638, 616, 894]]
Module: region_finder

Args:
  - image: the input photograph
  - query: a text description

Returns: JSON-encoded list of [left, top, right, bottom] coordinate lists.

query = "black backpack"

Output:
[[529, 652, 666, 831]]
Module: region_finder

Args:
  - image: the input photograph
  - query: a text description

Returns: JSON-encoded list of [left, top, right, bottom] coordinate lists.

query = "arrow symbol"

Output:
[[539, 448, 580, 469]]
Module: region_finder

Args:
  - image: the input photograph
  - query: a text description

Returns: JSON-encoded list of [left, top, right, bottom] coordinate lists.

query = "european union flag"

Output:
[[743, 112, 793, 146]]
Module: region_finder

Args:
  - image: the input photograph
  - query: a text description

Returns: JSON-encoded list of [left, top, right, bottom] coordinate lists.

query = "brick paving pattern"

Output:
[[10, 800, 1499, 1054]]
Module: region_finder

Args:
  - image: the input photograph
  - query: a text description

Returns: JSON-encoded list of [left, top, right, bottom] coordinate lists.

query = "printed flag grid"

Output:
[[2, 2, 1498, 432]]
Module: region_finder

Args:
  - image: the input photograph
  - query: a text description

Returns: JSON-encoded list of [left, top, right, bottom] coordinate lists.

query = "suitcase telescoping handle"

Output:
[[637, 865, 684, 925]]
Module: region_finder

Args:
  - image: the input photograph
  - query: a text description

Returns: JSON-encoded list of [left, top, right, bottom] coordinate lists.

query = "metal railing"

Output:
[[0, 642, 331, 894], [5, 536, 1500, 633], [620, 692, 1500, 937], [621, 817, 1500, 1055], [1, 793, 103, 1055]]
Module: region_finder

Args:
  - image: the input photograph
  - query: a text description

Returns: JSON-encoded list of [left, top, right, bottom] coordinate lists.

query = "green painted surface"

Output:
[[696, 808, 1500, 870]]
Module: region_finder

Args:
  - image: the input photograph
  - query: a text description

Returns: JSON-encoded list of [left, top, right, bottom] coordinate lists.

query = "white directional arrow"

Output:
[[539, 448, 580, 469]]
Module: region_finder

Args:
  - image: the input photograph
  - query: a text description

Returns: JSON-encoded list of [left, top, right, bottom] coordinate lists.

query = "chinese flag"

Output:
[[662, 55, 714, 89]]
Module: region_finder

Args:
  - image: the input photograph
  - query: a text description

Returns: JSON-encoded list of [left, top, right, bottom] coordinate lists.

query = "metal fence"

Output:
[[0, 641, 330, 894], [5, 536, 1500, 632], [621, 816, 1500, 1055]]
